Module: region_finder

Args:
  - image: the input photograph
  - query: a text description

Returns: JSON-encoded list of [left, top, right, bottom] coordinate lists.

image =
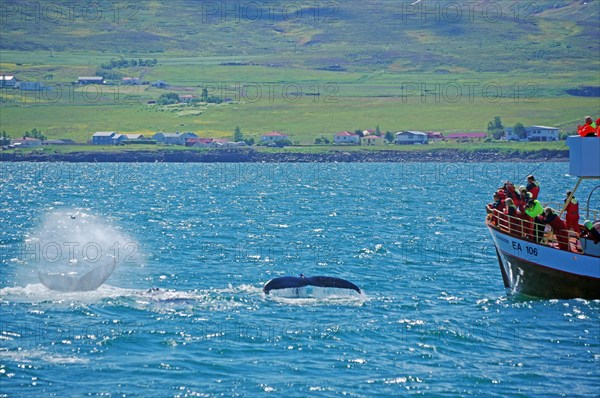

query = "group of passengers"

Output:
[[487, 175, 600, 252], [577, 116, 600, 137]]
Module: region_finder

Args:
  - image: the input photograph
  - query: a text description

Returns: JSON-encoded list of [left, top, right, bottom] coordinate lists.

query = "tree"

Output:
[[487, 116, 504, 140], [314, 136, 330, 145], [233, 126, 244, 142], [23, 128, 46, 141], [385, 131, 395, 143], [201, 88, 209, 102], [157, 92, 179, 105], [513, 122, 527, 140], [0, 131, 10, 146], [244, 137, 255, 146], [355, 129, 365, 137], [375, 125, 381, 136]]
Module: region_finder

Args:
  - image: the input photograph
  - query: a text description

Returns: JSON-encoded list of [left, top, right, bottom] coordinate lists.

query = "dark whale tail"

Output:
[[263, 275, 360, 294]]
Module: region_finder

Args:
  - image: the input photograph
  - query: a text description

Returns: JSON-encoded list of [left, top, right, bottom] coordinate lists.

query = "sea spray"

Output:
[[19, 209, 141, 289]]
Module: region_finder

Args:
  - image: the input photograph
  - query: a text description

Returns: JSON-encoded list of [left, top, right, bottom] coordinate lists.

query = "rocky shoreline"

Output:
[[0, 148, 569, 163]]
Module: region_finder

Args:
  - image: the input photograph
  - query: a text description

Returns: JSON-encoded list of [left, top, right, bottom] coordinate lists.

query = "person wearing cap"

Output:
[[577, 116, 597, 137], [524, 197, 544, 242], [581, 220, 600, 244], [504, 198, 521, 235], [526, 175, 540, 200], [540, 207, 570, 251], [564, 191, 580, 234]]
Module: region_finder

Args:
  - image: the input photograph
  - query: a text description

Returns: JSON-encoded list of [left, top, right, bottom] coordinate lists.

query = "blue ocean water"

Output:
[[0, 162, 598, 397]]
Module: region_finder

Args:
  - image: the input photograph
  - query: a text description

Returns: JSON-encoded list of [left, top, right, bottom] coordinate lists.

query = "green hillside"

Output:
[[1, 0, 598, 142]]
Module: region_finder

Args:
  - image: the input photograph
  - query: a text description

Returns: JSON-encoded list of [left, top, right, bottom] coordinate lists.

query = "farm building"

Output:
[[395, 131, 428, 145], [153, 132, 198, 145]]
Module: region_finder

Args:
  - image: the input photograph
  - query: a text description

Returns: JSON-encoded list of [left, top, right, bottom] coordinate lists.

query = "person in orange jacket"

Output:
[[577, 116, 597, 137], [564, 191, 580, 234]]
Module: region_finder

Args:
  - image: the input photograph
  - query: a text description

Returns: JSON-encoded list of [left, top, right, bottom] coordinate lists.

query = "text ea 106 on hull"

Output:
[[486, 136, 600, 300], [488, 226, 600, 299]]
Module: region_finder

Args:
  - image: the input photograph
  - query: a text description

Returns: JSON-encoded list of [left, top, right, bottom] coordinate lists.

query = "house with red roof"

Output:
[[261, 132, 290, 144], [334, 131, 360, 145], [122, 77, 140, 85], [426, 131, 443, 140]]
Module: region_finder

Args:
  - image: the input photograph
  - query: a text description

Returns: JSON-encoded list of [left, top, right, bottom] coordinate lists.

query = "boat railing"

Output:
[[486, 208, 584, 253]]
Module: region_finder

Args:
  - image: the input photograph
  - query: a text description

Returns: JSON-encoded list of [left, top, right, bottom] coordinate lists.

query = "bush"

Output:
[[157, 93, 179, 105]]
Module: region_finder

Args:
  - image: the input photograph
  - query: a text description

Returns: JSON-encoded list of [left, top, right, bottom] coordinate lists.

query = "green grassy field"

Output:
[[1, 0, 598, 146], [0, 93, 596, 144]]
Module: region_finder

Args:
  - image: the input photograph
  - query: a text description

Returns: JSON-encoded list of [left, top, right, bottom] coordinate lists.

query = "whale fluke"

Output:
[[263, 275, 360, 294], [38, 260, 116, 292]]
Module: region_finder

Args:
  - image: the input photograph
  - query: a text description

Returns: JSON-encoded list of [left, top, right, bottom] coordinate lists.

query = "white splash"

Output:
[[22, 209, 140, 292]]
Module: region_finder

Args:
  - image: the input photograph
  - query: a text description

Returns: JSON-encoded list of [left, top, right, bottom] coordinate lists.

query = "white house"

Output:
[[261, 132, 289, 143], [153, 132, 198, 145], [505, 125, 560, 141], [334, 131, 360, 145], [11, 137, 42, 147], [525, 126, 559, 141], [0, 75, 18, 88], [395, 131, 428, 145], [361, 135, 384, 146]]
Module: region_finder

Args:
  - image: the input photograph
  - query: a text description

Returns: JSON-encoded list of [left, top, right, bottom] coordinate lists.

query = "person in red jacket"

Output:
[[487, 193, 505, 226], [577, 116, 597, 137], [564, 191, 580, 234], [526, 175, 540, 200], [541, 207, 570, 251], [503, 181, 519, 201], [517, 186, 528, 212]]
